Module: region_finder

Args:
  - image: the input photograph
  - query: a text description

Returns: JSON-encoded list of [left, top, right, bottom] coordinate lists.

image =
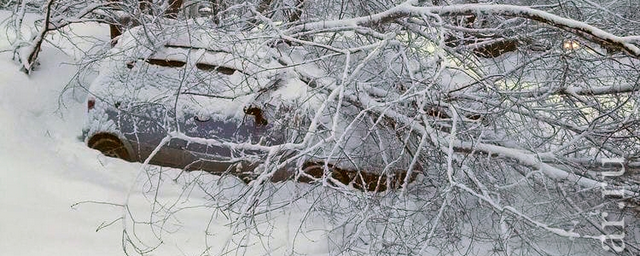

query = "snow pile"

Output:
[[0, 11, 333, 255]]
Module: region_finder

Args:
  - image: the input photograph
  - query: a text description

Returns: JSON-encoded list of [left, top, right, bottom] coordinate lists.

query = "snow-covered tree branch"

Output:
[[5, 0, 639, 255]]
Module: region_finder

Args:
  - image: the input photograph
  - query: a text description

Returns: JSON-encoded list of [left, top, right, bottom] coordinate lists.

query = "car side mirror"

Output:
[[244, 106, 268, 126]]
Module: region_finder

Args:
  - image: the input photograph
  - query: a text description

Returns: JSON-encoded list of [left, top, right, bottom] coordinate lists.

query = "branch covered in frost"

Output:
[[286, 2, 640, 57]]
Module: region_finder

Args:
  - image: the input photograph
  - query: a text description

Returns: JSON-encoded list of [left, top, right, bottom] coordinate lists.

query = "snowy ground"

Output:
[[0, 12, 332, 255]]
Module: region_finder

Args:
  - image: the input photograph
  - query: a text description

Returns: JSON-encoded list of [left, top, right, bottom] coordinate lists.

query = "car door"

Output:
[[117, 46, 192, 168], [176, 50, 281, 173]]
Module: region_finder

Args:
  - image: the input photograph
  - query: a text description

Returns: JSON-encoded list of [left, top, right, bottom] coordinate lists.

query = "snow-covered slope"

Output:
[[0, 19, 137, 255], [0, 12, 331, 255]]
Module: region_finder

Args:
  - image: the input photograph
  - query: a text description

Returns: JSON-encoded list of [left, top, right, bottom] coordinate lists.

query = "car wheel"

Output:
[[88, 134, 131, 161]]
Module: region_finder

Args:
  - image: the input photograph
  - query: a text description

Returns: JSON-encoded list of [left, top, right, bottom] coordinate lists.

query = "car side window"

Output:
[[145, 58, 187, 67], [125, 58, 187, 69], [195, 63, 237, 75]]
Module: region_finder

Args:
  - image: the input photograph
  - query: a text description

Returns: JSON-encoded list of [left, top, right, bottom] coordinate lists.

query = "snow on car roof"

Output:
[[89, 23, 318, 122]]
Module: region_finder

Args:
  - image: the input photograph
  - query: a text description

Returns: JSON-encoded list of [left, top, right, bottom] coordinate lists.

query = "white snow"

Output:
[[2, 5, 635, 255], [0, 11, 332, 255]]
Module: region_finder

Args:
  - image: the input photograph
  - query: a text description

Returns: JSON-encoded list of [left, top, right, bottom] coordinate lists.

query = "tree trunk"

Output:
[[139, 0, 151, 14], [22, 0, 55, 73], [108, 0, 122, 46], [288, 0, 304, 23], [165, 0, 183, 19]]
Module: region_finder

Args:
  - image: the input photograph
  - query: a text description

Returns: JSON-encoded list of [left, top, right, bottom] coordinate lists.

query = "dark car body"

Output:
[[83, 22, 417, 191]]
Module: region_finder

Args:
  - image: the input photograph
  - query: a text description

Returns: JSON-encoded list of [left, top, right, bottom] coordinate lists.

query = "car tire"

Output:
[[88, 134, 131, 161]]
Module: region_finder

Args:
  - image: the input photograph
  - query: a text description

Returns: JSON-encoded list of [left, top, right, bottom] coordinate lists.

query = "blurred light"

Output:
[[563, 40, 580, 50]]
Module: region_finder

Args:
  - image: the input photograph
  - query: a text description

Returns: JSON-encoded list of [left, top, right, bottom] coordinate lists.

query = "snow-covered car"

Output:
[[82, 22, 417, 191]]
